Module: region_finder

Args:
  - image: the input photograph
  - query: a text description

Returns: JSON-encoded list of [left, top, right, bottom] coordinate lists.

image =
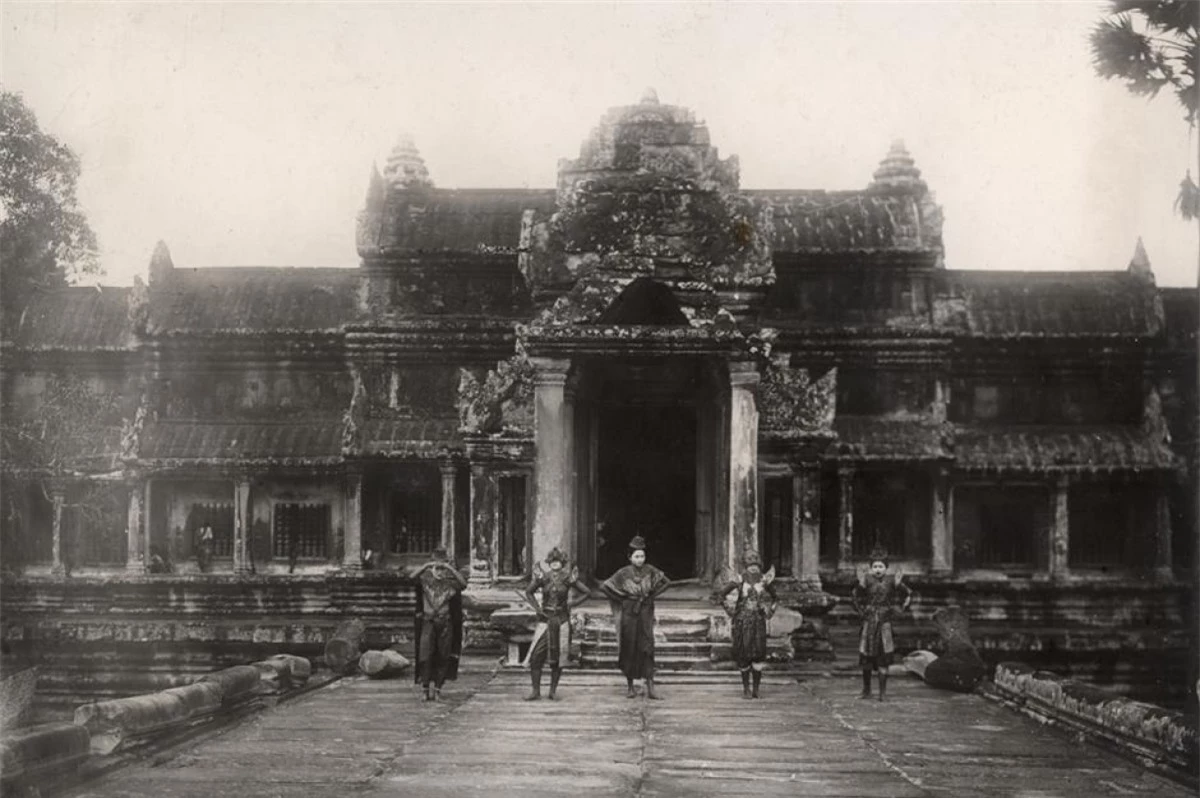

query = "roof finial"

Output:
[[1128, 236, 1153, 279], [639, 87, 660, 105], [149, 240, 174, 285], [869, 139, 926, 193], [383, 133, 433, 190]]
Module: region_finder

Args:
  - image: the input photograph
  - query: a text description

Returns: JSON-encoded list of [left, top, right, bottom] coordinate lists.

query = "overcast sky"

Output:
[[4, 2, 1197, 286]]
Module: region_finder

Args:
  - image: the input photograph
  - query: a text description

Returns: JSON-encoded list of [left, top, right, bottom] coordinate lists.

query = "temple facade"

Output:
[[2, 94, 1196, 700]]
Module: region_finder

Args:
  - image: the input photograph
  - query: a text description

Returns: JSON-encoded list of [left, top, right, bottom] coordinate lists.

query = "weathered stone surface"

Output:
[[252, 655, 313, 691], [199, 666, 262, 702], [63, 665, 1193, 798], [74, 692, 189, 754], [358, 649, 410, 679], [994, 661, 1198, 777], [160, 682, 224, 716], [324, 619, 366, 674], [0, 721, 89, 781]]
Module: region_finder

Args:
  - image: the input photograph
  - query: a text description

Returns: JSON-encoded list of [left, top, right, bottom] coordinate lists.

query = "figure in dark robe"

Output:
[[522, 547, 590, 700], [600, 536, 670, 699], [411, 546, 466, 701], [851, 546, 913, 702], [719, 549, 778, 699]]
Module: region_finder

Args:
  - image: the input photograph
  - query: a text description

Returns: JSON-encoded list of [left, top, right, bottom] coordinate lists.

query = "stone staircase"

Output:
[[575, 601, 821, 672]]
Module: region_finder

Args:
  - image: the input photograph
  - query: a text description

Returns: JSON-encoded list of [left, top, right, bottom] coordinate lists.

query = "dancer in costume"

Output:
[[600, 536, 670, 699], [522, 547, 590, 700], [412, 546, 466, 701], [851, 546, 912, 702], [719, 549, 778, 699]]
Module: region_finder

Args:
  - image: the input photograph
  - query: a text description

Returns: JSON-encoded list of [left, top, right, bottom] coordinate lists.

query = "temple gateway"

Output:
[[2, 93, 1195, 703]]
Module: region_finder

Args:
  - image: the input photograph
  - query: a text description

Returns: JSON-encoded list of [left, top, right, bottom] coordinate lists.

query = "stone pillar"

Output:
[[727, 361, 760, 570], [439, 463, 457, 553], [1154, 488, 1173, 580], [530, 358, 573, 566], [837, 466, 855, 573], [795, 465, 821, 585], [233, 477, 252, 574], [930, 468, 952, 574], [50, 487, 66, 576], [1049, 475, 1070, 578], [126, 481, 145, 573], [342, 471, 363, 571], [469, 463, 496, 585]]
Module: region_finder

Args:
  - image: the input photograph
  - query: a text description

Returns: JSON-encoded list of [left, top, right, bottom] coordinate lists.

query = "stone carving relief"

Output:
[[457, 355, 535, 436], [759, 362, 837, 435]]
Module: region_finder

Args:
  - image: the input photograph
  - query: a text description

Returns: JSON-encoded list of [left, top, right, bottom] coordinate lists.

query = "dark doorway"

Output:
[[596, 404, 696, 580]]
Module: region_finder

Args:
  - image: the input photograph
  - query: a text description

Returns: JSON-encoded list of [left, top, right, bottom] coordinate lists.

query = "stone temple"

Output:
[[2, 93, 1195, 710]]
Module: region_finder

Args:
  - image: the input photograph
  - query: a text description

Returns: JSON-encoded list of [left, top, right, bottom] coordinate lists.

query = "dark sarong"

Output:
[[601, 564, 670, 682]]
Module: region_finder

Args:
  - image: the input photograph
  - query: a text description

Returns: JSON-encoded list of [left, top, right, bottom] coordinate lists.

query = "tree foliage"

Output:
[[1091, 1, 1200, 220], [0, 90, 100, 336]]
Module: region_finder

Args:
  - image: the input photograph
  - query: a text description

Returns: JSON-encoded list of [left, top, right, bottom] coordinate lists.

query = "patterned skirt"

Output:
[[731, 611, 768, 665]]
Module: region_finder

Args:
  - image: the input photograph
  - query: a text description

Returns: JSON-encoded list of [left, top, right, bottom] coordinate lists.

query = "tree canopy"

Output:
[[1091, 1, 1200, 220], [0, 90, 101, 336]]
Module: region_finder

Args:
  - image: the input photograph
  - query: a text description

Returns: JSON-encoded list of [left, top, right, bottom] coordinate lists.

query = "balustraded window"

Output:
[[70, 485, 127, 566], [953, 486, 1045, 570], [498, 475, 528, 576], [390, 489, 440, 555], [761, 477, 793, 576], [273, 503, 331, 560], [1069, 483, 1152, 570], [853, 471, 930, 560], [187, 501, 234, 557]]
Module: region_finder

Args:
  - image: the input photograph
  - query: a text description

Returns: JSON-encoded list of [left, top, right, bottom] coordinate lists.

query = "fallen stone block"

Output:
[[252, 655, 313, 691], [74, 692, 189, 755], [903, 650, 938, 679], [0, 722, 90, 783], [359, 649, 411, 679], [325, 619, 366, 674], [160, 682, 224, 717], [198, 665, 262, 702]]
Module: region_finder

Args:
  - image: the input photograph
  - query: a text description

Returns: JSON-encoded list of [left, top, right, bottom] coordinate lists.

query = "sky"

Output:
[[3, 2, 1197, 287]]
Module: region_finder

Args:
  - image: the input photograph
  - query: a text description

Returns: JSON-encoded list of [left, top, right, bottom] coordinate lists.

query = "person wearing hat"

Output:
[[412, 546, 467, 701], [718, 548, 778, 699], [522, 547, 590, 700], [600, 535, 671, 699], [851, 545, 912, 702]]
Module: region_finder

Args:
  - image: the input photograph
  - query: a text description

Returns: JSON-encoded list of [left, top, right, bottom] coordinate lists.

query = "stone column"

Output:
[[469, 463, 496, 585], [1049, 475, 1070, 578], [795, 464, 822, 585], [439, 462, 457, 553], [233, 477, 252, 574], [342, 471, 363, 571], [1154, 488, 1173, 580], [530, 358, 573, 566], [50, 486, 66, 576], [126, 480, 145, 573], [930, 468, 952, 574], [727, 361, 760, 570], [837, 466, 855, 573]]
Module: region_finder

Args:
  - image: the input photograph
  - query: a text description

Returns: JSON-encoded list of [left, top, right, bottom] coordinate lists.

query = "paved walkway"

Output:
[[66, 663, 1189, 798]]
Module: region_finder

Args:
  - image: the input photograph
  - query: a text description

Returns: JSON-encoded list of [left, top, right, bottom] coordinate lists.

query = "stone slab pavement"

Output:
[[64, 661, 1189, 798]]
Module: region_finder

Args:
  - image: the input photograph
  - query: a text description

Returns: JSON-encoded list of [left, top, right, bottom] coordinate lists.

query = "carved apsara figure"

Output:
[[522, 547, 590, 700], [411, 546, 467, 701], [600, 536, 671, 699], [718, 549, 778, 699], [851, 546, 912, 702]]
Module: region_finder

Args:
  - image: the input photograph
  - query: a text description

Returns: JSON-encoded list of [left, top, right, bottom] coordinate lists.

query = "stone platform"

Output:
[[60, 658, 1191, 798]]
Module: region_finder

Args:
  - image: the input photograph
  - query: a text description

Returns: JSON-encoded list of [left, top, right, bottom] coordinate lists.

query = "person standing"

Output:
[[412, 546, 467, 701], [851, 546, 912, 702], [600, 536, 670, 699], [719, 549, 778, 699], [523, 547, 590, 700], [195, 522, 214, 573]]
